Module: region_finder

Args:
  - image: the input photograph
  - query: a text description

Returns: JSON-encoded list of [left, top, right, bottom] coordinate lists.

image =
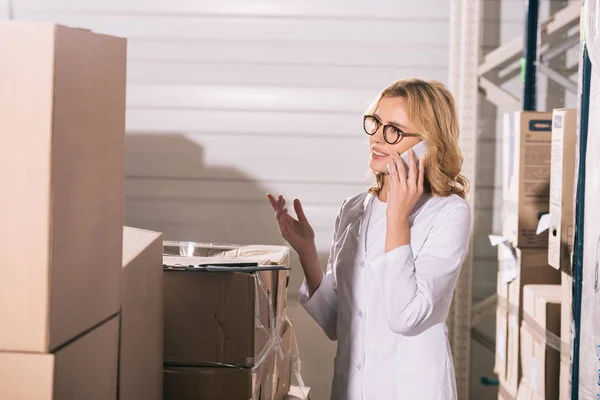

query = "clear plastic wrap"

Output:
[[162, 241, 308, 400]]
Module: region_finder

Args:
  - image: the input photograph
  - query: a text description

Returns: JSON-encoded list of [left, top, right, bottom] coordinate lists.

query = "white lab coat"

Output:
[[299, 191, 471, 400]]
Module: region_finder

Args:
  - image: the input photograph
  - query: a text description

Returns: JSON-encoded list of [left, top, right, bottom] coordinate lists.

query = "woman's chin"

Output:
[[369, 160, 388, 175]]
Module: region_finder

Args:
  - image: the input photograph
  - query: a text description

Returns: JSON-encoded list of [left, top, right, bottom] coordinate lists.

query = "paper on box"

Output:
[[548, 109, 577, 274], [0, 315, 119, 399], [120, 227, 164, 400], [502, 112, 553, 248], [0, 21, 126, 353]]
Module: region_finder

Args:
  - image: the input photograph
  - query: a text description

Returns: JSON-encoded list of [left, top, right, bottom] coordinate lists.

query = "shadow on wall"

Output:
[[123, 132, 336, 295], [124, 132, 337, 399]]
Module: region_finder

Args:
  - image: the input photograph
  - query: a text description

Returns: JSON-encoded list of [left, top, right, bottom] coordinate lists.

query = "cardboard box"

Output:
[[502, 111, 553, 248], [120, 227, 164, 400], [503, 248, 560, 397], [164, 355, 276, 400], [559, 272, 572, 400], [273, 322, 294, 400], [0, 315, 119, 399], [495, 261, 509, 379], [520, 285, 561, 400], [163, 244, 290, 367], [163, 268, 270, 366], [578, 80, 600, 399], [0, 21, 126, 353], [163, 242, 290, 333], [548, 109, 577, 274]]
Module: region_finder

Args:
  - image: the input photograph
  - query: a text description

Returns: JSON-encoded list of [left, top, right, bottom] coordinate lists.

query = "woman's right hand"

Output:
[[267, 194, 315, 256]]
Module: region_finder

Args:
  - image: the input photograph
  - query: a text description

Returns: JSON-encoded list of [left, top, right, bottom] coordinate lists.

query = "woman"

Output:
[[267, 78, 471, 400]]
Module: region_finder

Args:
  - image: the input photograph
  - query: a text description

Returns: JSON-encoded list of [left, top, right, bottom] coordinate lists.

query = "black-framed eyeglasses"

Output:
[[363, 114, 420, 145]]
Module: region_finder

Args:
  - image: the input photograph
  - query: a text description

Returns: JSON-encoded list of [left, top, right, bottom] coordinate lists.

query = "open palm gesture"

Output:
[[267, 194, 315, 255]]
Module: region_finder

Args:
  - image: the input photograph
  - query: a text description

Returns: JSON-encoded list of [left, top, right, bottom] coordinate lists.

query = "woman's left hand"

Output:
[[386, 148, 425, 223]]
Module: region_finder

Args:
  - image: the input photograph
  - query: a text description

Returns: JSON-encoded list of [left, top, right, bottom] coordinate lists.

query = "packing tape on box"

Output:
[[521, 312, 570, 359], [252, 276, 308, 400]]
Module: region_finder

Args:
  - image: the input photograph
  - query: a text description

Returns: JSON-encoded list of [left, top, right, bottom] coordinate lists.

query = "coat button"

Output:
[[357, 364, 362, 370], [359, 261, 365, 267], [358, 311, 363, 318]]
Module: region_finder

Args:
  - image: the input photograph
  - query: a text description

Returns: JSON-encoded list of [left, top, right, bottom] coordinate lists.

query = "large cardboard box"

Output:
[[163, 242, 290, 333], [559, 273, 572, 400], [548, 109, 577, 274], [163, 268, 271, 366], [163, 244, 289, 367], [163, 353, 276, 400], [503, 248, 560, 397], [519, 285, 561, 400], [120, 227, 164, 400], [502, 111, 553, 248], [578, 75, 600, 400], [0, 22, 126, 353], [0, 315, 119, 399]]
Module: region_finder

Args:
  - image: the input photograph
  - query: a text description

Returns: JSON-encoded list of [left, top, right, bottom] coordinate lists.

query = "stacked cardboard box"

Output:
[[162, 242, 294, 400], [547, 109, 578, 400], [120, 227, 164, 400], [0, 22, 126, 399], [578, 70, 600, 400], [495, 111, 563, 399], [517, 285, 561, 400]]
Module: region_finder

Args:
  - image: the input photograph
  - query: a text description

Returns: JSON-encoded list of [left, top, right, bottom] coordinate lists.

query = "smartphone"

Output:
[[397, 141, 427, 176]]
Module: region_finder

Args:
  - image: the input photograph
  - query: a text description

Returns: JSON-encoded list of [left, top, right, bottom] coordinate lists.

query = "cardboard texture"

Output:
[[0, 21, 126, 353], [0, 315, 119, 399], [548, 109, 577, 274], [164, 269, 273, 367], [503, 249, 560, 397], [520, 285, 561, 400], [120, 227, 164, 400], [578, 76, 600, 400], [163, 243, 289, 366], [502, 111, 553, 248], [163, 353, 276, 400], [559, 273, 572, 400]]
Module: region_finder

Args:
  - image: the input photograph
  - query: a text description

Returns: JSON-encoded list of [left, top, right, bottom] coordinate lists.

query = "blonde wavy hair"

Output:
[[367, 78, 469, 199]]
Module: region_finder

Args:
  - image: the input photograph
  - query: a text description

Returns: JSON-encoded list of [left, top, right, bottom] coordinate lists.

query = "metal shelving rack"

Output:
[[449, 1, 581, 398]]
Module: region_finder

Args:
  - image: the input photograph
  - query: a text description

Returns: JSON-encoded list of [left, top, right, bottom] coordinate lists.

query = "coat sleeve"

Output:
[[297, 199, 346, 341], [368, 201, 471, 336]]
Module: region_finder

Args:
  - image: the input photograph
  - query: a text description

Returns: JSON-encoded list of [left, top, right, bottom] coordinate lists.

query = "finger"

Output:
[[275, 207, 289, 221], [393, 155, 407, 188], [267, 193, 277, 211], [388, 160, 398, 190], [417, 155, 425, 193], [293, 199, 307, 222], [408, 149, 418, 185], [276, 195, 286, 214]]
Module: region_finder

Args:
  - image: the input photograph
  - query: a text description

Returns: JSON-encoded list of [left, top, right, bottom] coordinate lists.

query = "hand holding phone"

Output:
[[386, 141, 427, 176]]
